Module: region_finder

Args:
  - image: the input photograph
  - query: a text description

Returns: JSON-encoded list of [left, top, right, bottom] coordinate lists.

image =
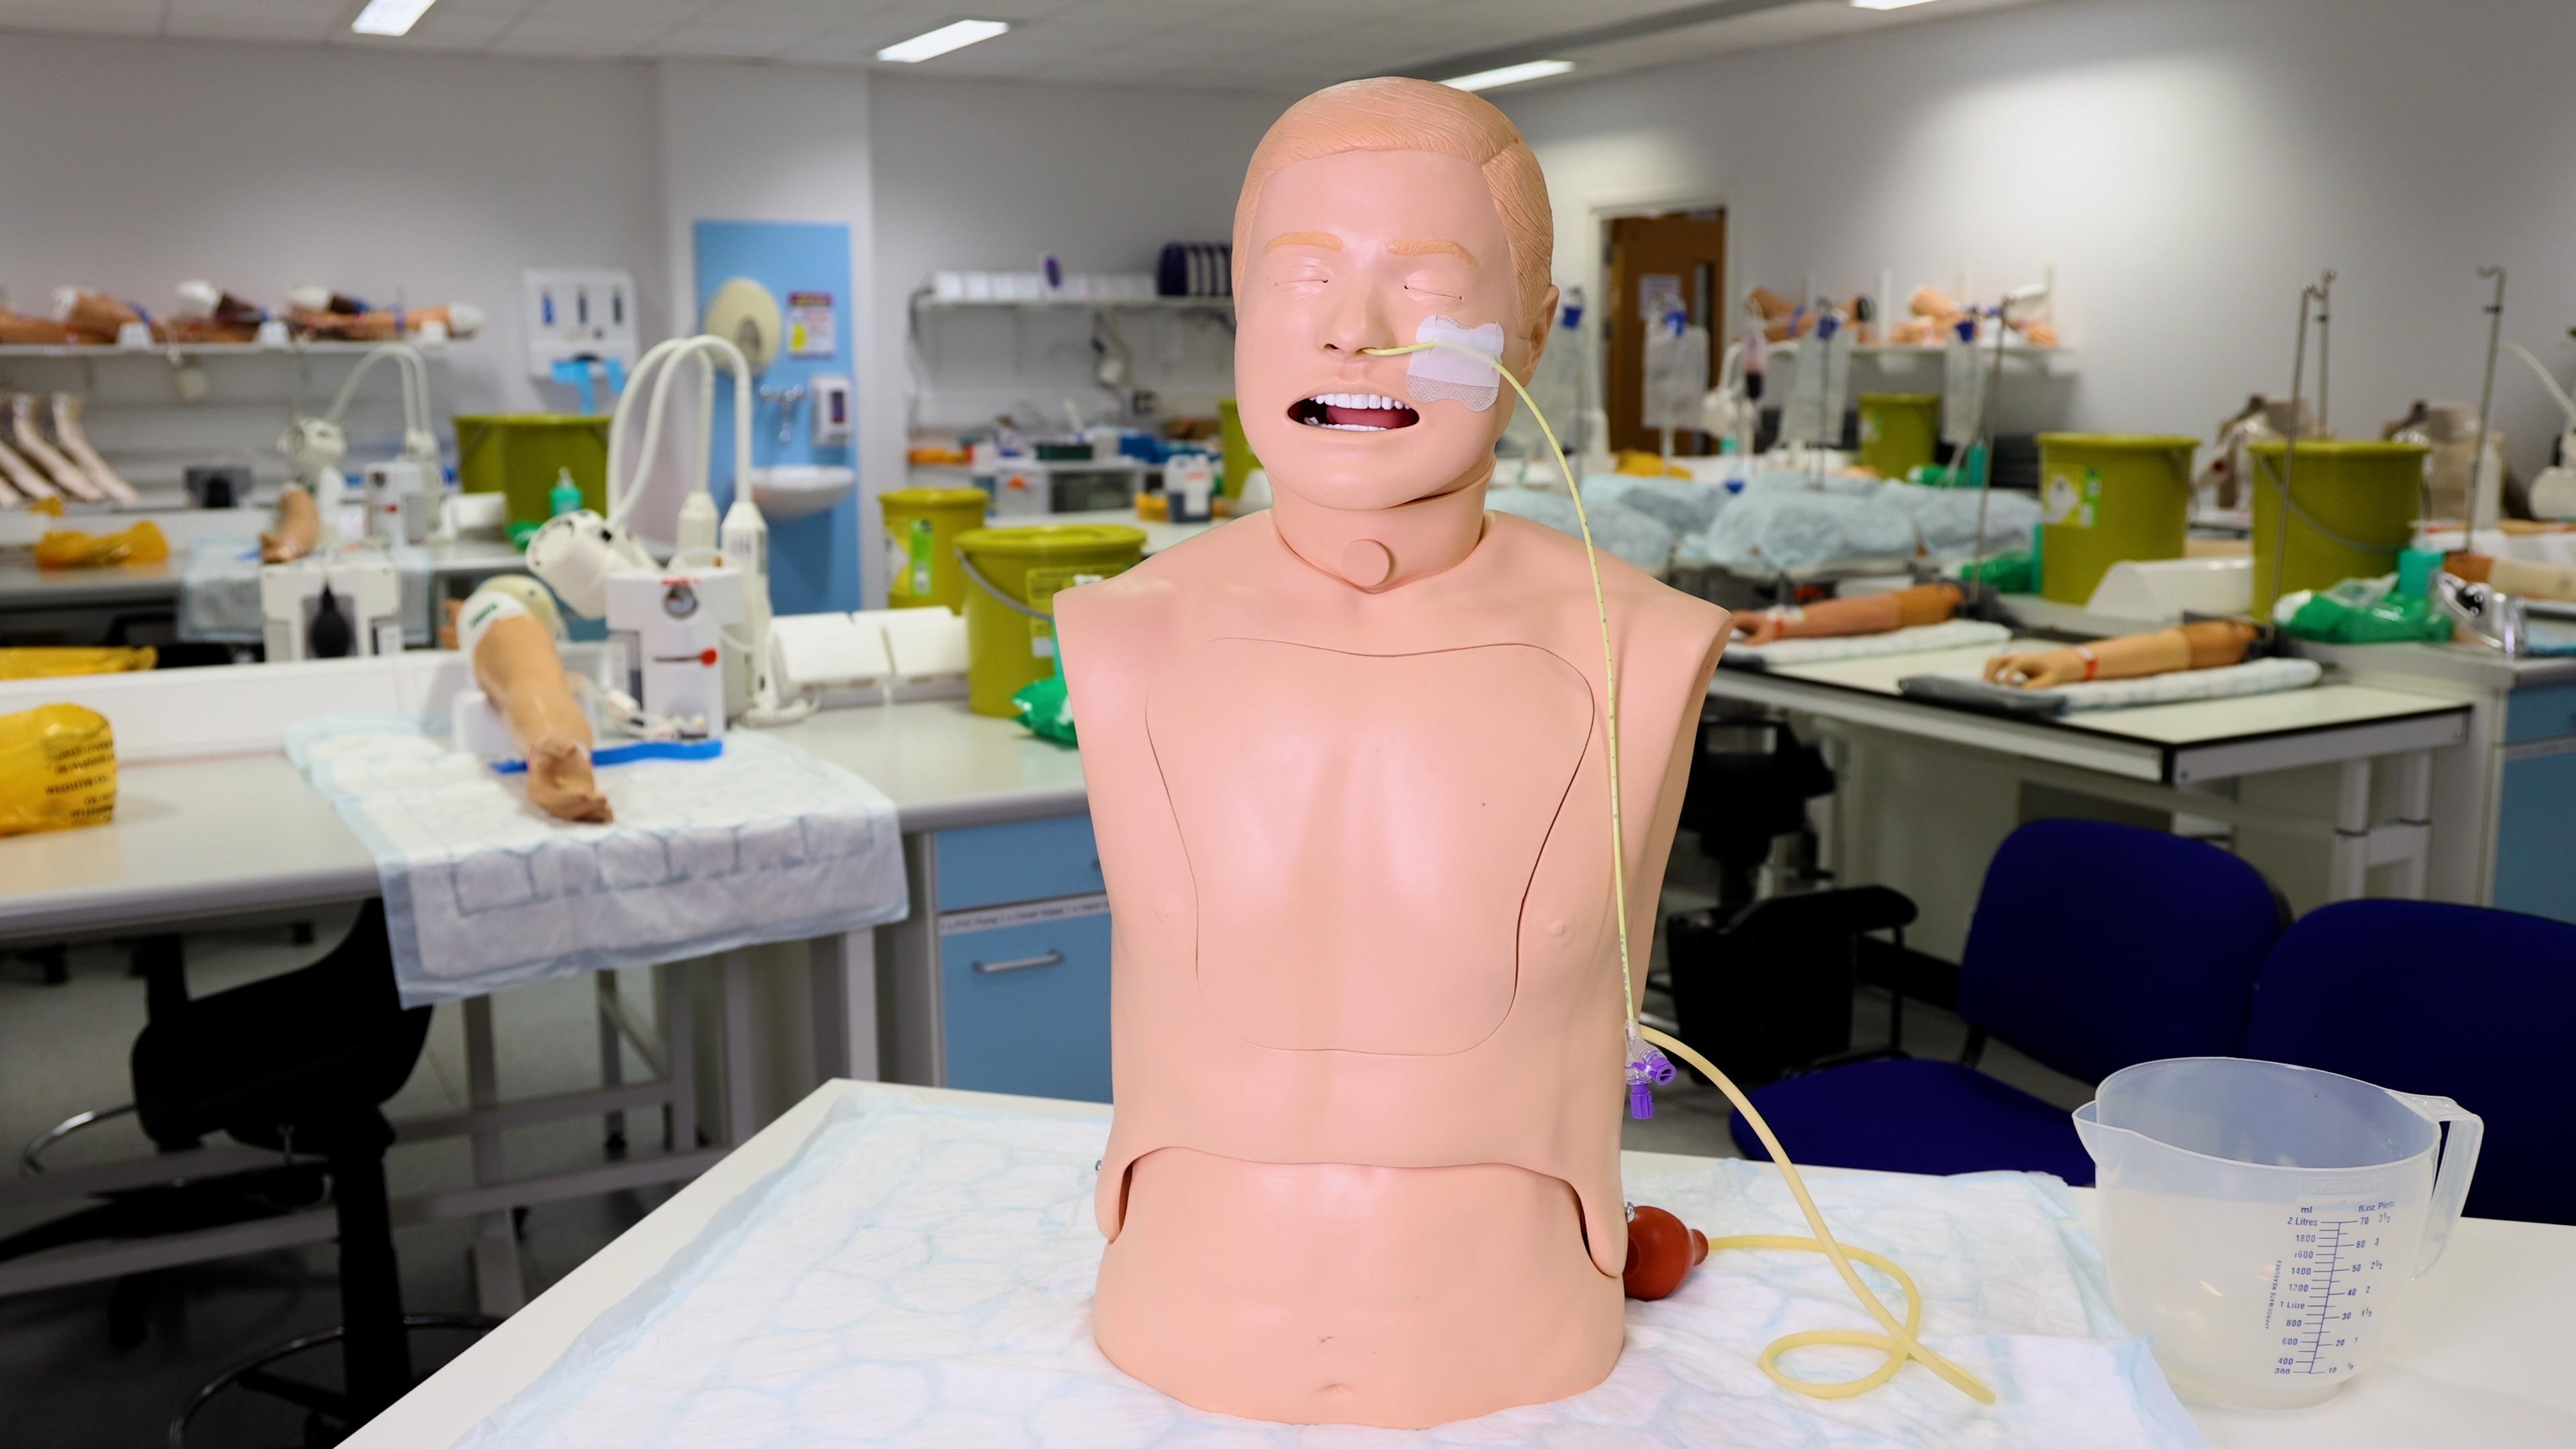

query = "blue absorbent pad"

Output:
[[455, 1090, 2208, 1448], [286, 716, 908, 1007]]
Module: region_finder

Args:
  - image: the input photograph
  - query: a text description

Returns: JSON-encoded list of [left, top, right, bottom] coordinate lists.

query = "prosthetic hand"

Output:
[[1622, 1206, 1711, 1301], [1982, 619, 2258, 689], [2445, 551, 2576, 604], [1737, 581, 1963, 646], [460, 582, 610, 824], [0, 308, 66, 345], [261, 486, 321, 564]]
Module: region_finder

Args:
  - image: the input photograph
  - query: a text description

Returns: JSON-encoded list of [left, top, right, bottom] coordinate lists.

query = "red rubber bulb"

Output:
[[1621, 1205, 1711, 1301]]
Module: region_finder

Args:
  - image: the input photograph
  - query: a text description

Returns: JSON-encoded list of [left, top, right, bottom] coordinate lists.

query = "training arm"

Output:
[[260, 486, 320, 564], [1983, 619, 2259, 690], [2447, 551, 2576, 602], [1737, 582, 1962, 646], [469, 605, 610, 824]]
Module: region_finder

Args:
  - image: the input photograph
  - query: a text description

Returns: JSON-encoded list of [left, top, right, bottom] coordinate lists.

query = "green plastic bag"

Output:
[[1011, 669, 1077, 746], [2279, 575, 2454, 645], [1955, 549, 2037, 594]]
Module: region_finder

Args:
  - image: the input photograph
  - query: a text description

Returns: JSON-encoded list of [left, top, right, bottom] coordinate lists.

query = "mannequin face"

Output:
[[1236, 148, 1552, 513]]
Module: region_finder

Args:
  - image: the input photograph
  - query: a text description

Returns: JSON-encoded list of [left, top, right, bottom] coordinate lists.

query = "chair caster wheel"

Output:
[[603, 1130, 627, 1159]]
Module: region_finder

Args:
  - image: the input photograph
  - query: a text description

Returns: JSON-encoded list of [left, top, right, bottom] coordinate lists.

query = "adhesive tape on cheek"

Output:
[[1408, 316, 1506, 412]]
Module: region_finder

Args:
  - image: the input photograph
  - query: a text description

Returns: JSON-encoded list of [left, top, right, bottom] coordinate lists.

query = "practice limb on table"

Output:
[[339, 1080, 2576, 1449], [1708, 635, 2469, 956]]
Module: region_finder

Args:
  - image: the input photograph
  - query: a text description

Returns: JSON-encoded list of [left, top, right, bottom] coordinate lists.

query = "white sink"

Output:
[[749, 464, 857, 519]]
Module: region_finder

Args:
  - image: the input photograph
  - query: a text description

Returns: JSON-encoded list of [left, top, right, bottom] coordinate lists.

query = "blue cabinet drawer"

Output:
[[938, 909, 1113, 1102], [934, 814, 1104, 912], [2493, 749, 2576, 925], [2505, 682, 2576, 744]]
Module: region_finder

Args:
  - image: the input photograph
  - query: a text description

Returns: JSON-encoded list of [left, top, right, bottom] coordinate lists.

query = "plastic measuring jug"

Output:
[[2074, 1057, 2481, 1409]]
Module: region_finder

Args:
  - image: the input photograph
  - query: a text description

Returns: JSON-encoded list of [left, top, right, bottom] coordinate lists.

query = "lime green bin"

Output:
[[453, 415, 612, 528], [879, 488, 991, 612], [2247, 439, 2428, 612], [957, 524, 1147, 717], [2035, 434, 2200, 605], [1857, 394, 1941, 480]]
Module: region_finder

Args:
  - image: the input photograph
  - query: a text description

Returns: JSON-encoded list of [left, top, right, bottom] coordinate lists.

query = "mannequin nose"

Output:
[[1318, 284, 1395, 356]]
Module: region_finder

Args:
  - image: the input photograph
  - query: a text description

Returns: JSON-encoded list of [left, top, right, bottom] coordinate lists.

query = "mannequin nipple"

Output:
[[1337, 538, 1394, 588], [1622, 1205, 1709, 1301]]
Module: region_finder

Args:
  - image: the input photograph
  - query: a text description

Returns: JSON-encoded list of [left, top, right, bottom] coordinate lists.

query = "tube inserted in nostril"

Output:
[[1404, 316, 1506, 411]]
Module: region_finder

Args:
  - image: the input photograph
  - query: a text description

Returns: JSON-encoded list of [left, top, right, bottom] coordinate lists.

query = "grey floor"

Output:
[[0, 911, 677, 1449], [0, 838, 2090, 1447]]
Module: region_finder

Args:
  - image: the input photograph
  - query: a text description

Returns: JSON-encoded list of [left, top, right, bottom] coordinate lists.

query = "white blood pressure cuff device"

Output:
[[1408, 315, 1507, 412]]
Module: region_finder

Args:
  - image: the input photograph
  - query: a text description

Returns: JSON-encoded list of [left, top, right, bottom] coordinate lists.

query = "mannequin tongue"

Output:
[[1322, 401, 1412, 429]]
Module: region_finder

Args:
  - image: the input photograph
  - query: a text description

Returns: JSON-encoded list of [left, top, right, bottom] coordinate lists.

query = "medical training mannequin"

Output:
[[458, 578, 610, 823], [1057, 78, 1731, 1429], [1737, 580, 1963, 645], [260, 484, 320, 564], [1982, 617, 2259, 689]]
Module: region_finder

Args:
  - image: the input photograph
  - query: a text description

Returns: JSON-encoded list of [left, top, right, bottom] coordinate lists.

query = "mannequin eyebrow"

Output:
[[1389, 238, 1476, 264], [1263, 231, 1343, 252]]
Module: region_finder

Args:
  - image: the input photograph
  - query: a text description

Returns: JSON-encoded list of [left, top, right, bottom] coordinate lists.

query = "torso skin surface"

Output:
[[1059, 510, 1725, 1425]]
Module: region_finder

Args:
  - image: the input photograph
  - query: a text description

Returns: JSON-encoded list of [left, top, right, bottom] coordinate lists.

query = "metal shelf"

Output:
[[1763, 339, 2073, 375], [913, 295, 1232, 313], [0, 337, 455, 360]]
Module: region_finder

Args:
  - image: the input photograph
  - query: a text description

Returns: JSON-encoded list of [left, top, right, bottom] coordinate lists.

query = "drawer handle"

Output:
[[973, 949, 1065, 975]]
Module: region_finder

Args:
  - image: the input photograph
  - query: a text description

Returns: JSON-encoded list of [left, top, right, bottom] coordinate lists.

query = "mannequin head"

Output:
[[1233, 78, 1557, 521]]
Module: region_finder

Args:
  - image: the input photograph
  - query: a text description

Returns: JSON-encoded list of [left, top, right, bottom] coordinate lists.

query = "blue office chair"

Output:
[[1729, 818, 2284, 1184], [2247, 899, 2574, 1226]]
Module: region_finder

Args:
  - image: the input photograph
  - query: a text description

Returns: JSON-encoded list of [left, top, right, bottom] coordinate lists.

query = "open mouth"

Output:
[[1289, 392, 1420, 432]]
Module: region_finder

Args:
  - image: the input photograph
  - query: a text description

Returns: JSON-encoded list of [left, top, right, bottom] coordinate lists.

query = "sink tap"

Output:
[[758, 383, 807, 445]]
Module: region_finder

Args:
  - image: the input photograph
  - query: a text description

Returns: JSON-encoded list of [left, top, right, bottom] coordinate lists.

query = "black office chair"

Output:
[[1727, 819, 2286, 1184], [0, 900, 488, 1445], [1665, 885, 1919, 1087], [1679, 712, 1836, 909]]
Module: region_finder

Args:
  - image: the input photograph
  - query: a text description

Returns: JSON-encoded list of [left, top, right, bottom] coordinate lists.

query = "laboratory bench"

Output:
[[0, 535, 534, 643], [0, 691, 1097, 1313], [1703, 590, 2576, 959], [343, 1079, 2576, 1449]]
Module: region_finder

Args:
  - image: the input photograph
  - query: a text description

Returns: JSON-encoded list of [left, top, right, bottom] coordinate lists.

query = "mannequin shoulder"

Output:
[[1483, 511, 1731, 647], [1052, 515, 1271, 647]]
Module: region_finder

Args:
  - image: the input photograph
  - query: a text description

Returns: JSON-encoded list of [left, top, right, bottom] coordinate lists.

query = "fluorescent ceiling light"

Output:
[[1441, 59, 1574, 92], [1851, 0, 1942, 10], [877, 19, 1011, 62], [350, 0, 439, 36]]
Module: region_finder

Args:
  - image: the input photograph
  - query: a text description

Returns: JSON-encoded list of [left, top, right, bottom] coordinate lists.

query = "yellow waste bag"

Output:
[[0, 647, 156, 680], [35, 520, 169, 570], [0, 704, 117, 835]]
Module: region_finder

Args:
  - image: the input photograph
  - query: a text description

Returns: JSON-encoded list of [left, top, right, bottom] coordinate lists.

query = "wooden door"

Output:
[[1605, 210, 1727, 455]]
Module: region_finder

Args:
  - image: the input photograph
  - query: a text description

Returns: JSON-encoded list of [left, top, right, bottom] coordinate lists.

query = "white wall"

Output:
[[1501, 0, 2576, 475], [865, 76, 1277, 429], [0, 32, 669, 422]]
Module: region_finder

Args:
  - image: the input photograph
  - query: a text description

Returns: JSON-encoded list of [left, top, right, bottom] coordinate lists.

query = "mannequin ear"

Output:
[[1517, 283, 1560, 381]]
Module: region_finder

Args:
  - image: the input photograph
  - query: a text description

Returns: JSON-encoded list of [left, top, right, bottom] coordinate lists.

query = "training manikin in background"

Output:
[[1056, 78, 1730, 1428]]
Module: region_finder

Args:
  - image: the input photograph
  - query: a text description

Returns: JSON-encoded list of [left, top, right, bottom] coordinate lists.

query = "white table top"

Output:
[[1713, 638, 2469, 785], [0, 698, 1086, 945], [347, 1080, 2576, 1449]]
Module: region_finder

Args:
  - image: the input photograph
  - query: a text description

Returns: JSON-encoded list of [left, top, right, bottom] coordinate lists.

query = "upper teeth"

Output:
[[1311, 393, 1402, 410]]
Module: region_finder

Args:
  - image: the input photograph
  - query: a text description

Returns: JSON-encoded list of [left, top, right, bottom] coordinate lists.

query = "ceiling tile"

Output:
[[0, 2, 162, 36]]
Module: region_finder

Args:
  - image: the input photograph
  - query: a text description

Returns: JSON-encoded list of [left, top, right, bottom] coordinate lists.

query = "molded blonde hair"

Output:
[[1232, 77, 1554, 332]]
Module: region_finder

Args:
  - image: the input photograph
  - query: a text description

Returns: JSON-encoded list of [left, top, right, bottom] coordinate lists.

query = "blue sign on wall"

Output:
[[693, 218, 858, 614]]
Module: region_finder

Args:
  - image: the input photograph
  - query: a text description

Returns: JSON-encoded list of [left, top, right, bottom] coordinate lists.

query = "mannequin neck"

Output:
[[1271, 472, 1490, 592]]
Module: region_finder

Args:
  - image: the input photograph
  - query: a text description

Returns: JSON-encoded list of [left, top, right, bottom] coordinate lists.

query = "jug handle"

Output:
[[2392, 1091, 2482, 1278]]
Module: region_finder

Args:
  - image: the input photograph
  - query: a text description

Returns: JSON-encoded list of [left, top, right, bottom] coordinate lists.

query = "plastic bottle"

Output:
[[549, 467, 583, 519]]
